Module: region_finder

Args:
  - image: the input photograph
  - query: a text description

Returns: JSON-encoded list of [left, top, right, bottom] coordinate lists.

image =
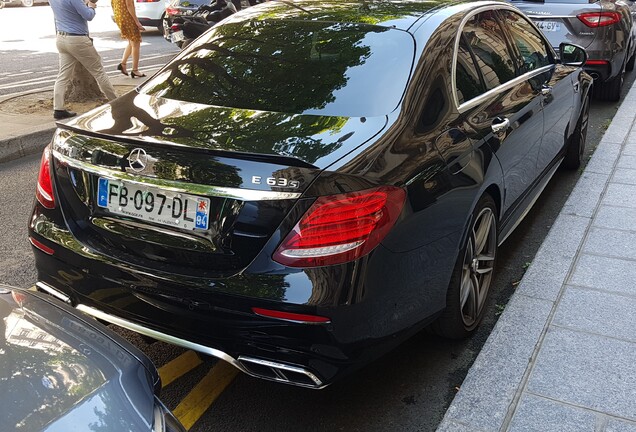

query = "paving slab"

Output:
[[584, 226, 636, 260], [440, 294, 553, 430], [561, 172, 609, 218], [617, 154, 636, 170], [507, 394, 597, 432], [553, 286, 636, 343], [593, 205, 636, 231], [607, 419, 636, 432], [514, 213, 589, 301], [612, 167, 636, 185], [569, 254, 636, 296], [584, 142, 621, 174], [527, 327, 636, 421]]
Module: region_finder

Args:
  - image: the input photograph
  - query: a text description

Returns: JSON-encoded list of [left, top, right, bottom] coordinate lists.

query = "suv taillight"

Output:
[[36, 146, 55, 209], [273, 187, 406, 267], [577, 12, 621, 27]]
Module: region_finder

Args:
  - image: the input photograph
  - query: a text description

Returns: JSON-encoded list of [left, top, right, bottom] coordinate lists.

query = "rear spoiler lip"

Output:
[[57, 124, 320, 170]]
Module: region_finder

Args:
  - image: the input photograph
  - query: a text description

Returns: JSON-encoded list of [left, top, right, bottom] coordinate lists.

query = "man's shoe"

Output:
[[53, 109, 77, 120]]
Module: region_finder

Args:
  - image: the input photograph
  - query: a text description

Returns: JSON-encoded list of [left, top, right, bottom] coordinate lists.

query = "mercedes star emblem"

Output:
[[128, 148, 148, 172]]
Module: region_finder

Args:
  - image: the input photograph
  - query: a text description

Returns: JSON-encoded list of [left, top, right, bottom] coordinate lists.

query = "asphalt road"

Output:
[[0, 5, 633, 430]]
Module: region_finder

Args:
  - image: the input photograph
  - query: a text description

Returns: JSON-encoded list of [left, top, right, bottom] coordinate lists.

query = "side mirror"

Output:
[[559, 43, 587, 66]]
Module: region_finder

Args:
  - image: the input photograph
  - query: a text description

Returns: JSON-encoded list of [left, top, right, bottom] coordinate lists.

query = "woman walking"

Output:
[[112, 0, 146, 78]]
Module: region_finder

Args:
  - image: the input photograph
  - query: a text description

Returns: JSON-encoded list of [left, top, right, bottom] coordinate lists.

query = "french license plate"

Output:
[[97, 177, 210, 231], [533, 20, 561, 32], [170, 30, 185, 43]]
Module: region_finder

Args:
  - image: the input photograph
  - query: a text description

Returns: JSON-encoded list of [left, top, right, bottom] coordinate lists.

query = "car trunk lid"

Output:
[[52, 93, 387, 277], [511, 0, 602, 50]]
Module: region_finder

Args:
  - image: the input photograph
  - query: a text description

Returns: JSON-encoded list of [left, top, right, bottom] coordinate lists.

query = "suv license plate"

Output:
[[171, 30, 185, 43], [97, 177, 210, 231], [533, 20, 561, 32]]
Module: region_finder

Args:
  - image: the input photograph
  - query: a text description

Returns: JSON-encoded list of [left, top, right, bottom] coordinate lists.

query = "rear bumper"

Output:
[[583, 63, 612, 82], [582, 48, 629, 83], [29, 199, 455, 387], [32, 247, 346, 387], [138, 17, 162, 27]]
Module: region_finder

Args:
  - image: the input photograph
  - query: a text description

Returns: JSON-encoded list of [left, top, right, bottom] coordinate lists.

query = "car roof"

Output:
[[227, 0, 458, 32]]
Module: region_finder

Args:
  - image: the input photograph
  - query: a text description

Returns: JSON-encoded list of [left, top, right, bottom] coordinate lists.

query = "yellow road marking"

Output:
[[173, 361, 239, 430], [158, 350, 203, 388]]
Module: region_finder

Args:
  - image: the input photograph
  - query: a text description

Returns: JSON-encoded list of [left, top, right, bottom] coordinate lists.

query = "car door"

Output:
[[497, 9, 574, 175], [456, 10, 544, 213]]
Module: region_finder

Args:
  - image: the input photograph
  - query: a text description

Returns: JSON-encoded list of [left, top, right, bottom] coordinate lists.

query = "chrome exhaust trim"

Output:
[[36, 281, 72, 304], [76, 304, 244, 370], [238, 356, 325, 389], [76, 304, 327, 389]]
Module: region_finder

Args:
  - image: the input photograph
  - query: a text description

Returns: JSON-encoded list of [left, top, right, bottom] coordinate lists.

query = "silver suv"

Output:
[[512, 0, 636, 101]]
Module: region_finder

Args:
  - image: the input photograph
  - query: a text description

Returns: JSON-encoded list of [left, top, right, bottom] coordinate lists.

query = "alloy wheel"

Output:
[[460, 207, 496, 327]]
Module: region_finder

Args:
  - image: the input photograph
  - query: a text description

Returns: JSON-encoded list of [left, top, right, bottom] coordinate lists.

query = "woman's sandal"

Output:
[[130, 70, 146, 78], [117, 63, 128, 76]]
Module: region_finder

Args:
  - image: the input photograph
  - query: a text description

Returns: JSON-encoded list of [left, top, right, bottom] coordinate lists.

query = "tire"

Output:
[[594, 70, 623, 102], [158, 13, 166, 35], [431, 194, 498, 339], [21, 0, 33, 6], [626, 52, 636, 72], [562, 94, 590, 170]]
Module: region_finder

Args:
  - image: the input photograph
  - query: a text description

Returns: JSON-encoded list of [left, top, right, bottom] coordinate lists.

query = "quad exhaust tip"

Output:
[[237, 356, 325, 389]]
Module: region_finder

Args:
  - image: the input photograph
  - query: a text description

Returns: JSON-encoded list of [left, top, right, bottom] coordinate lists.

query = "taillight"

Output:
[[12, 291, 27, 305], [171, 24, 182, 31], [36, 146, 55, 209], [585, 59, 610, 65], [29, 237, 55, 255], [577, 12, 621, 27], [252, 308, 331, 324], [273, 186, 406, 267], [165, 6, 179, 15]]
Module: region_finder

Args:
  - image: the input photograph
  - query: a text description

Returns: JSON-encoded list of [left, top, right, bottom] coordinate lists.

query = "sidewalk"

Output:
[[438, 86, 636, 429], [0, 71, 155, 163]]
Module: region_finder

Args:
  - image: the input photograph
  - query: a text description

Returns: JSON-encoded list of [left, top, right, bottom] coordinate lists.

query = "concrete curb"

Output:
[[0, 88, 57, 163], [437, 84, 636, 431], [0, 126, 56, 164], [0, 67, 161, 164]]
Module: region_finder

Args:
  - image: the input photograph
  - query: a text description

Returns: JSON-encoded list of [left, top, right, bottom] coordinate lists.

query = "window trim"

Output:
[[451, 5, 556, 113], [496, 8, 555, 76]]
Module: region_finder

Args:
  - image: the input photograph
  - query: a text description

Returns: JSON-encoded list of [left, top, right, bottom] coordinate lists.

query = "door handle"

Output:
[[491, 117, 509, 134], [573, 82, 580, 93], [541, 85, 552, 96]]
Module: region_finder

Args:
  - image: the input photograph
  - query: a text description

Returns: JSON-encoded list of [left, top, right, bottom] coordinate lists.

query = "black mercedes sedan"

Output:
[[29, 0, 592, 388]]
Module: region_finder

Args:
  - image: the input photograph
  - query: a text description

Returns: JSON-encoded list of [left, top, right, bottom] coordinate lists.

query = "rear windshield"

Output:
[[140, 20, 415, 117]]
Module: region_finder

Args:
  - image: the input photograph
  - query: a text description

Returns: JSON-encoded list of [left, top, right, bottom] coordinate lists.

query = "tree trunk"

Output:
[[64, 62, 105, 103]]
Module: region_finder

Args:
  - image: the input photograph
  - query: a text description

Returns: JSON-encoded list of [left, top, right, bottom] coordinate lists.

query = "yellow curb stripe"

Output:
[[173, 361, 239, 431], [158, 350, 203, 388]]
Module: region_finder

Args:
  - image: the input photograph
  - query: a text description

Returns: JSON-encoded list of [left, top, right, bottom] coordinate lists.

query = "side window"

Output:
[[499, 10, 551, 75], [461, 12, 516, 91], [455, 36, 485, 104]]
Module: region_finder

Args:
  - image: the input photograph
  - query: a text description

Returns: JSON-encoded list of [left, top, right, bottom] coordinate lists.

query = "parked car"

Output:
[[135, 0, 168, 33], [29, 0, 592, 389], [163, 0, 210, 40], [0, 285, 184, 431], [511, 0, 636, 101], [165, 0, 236, 48], [0, 0, 48, 8]]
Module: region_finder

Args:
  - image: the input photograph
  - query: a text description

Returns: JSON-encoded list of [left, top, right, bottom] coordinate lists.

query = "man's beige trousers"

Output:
[[53, 34, 117, 110]]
